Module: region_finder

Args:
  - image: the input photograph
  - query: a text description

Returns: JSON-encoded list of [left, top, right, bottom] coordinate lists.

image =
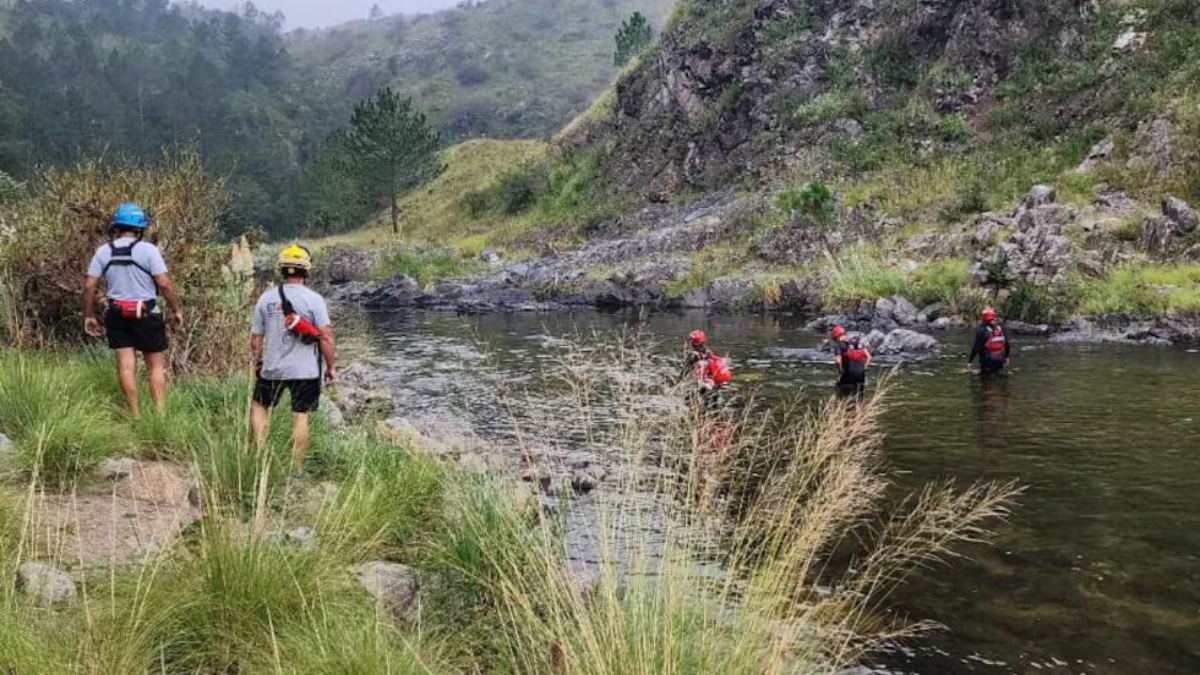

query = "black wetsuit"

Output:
[[969, 322, 1011, 375], [835, 338, 869, 396]]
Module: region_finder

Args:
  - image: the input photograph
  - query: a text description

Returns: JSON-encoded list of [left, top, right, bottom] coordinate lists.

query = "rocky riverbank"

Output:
[[317, 183, 1200, 347]]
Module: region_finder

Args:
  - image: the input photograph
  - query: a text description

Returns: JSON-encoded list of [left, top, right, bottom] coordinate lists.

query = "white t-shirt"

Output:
[[86, 237, 167, 301]]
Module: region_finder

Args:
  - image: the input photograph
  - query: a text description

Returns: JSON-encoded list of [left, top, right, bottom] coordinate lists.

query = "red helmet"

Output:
[[831, 325, 846, 339], [982, 308, 997, 323], [688, 330, 707, 346]]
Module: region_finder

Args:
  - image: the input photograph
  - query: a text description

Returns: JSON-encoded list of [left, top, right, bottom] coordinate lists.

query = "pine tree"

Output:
[[614, 11, 652, 67], [342, 89, 442, 235]]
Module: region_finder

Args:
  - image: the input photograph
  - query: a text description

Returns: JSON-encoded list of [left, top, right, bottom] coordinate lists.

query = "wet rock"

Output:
[[286, 527, 316, 549], [1163, 196, 1198, 234], [358, 562, 419, 622], [319, 247, 377, 286], [1005, 321, 1053, 337], [407, 377, 453, 395], [918, 303, 943, 324], [361, 275, 422, 309], [877, 329, 939, 356], [98, 457, 137, 481], [520, 465, 554, 492], [680, 288, 708, 309], [1076, 137, 1114, 174], [861, 329, 888, 353], [1051, 315, 1199, 346], [931, 317, 953, 331], [707, 277, 753, 309], [571, 464, 608, 494], [15, 562, 75, 605], [891, 296, 919, 326]]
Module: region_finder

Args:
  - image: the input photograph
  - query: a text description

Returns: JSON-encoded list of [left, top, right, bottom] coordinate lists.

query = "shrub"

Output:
[[792, 89, 867, 127], [823, 245, 908, 307], [376, 246, 478, 287], [455, 63, 491, 87], [0, 150, 254, 375]]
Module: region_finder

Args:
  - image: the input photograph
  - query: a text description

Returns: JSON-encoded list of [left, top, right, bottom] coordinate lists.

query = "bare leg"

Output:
[[290, 412, 310, 472], [144, 351, 167, 413], [115, 348, 140, 417], [250, 401, 271, 449]]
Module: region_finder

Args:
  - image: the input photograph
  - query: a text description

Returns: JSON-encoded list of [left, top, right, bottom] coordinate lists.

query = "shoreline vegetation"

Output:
[[0, 157, 1024, 675]]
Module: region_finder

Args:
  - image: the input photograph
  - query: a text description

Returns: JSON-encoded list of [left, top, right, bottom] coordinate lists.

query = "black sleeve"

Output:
[[969, 326, 987, 364], [1003, 328, 1012, 359]]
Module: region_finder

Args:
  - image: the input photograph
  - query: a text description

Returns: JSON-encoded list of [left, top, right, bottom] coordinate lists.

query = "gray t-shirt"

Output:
[[86, 237, 168, 301], [251, 284, 331, 381]]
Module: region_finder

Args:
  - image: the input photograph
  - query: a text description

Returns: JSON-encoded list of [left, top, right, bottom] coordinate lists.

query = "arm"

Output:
[[154, 273, 184, 330], [83, 276, 102, 337], [864, 350, 873, 368], [1004, 329, 1012, 360], [968, 327, 986, 364], [250, 334, 264, 365], [319, 325, 337, 382]]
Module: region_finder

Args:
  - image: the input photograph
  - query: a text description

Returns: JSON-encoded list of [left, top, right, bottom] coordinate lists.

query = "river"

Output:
[[356, 308, 1200, 675]]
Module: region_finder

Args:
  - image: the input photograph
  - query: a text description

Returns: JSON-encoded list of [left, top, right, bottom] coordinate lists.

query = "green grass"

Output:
[[376, 247, 482, 287], [1079, 263, 1200, 316]]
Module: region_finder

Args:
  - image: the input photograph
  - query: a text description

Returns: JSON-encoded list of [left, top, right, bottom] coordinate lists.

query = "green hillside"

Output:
[[288, 0, 676, 139]]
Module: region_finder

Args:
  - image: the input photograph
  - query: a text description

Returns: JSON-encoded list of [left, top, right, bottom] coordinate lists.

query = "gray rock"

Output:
[[1076, 137, 1114, 174], [98, 457, 137, 481], [478, 249, 502, 264], [357, 562, 419, 621], [973, 216, 1008, 248], [918, 303, 944, 324], [571, 464, 608, 494], [1019, 185, 1057, 210], [862, 329, 888, 353], [407, 377, 453, 395], [1163, 196, 1198, 234], [286, 527, 316, 549], [15, 562, 75, 605], [873, 297, 896, 323], [931, 317, 953, 331], [891, 296, 919, 326], [877, 329, 939, 356], [1126, 118, 1175, 177], [520, 466, 554, 492], [0, 433, 11, 456], [324, 404, 346, 428], [1139, 215, 1178, 258], [1005, 321, 1052, 337], [680, 288, 708, 309]]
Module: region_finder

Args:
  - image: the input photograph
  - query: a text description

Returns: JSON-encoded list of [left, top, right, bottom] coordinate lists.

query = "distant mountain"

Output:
[[288, 0, 676, 140]]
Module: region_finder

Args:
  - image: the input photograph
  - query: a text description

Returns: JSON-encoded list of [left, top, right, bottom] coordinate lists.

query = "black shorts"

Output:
[[105, 308, 168, 354], [253, 378, 321, 414], [981, 355, 1007, 375]]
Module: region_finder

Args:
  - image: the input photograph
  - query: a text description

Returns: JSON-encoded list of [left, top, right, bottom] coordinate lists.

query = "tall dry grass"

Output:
[[430, 334, 1022, 675]]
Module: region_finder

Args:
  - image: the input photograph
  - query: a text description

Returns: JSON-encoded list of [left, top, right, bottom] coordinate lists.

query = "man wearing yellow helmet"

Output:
[[250, 244, 337, 474]]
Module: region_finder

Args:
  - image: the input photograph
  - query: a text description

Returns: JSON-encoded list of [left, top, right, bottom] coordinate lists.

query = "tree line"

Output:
[[0, 0, 441, 239]]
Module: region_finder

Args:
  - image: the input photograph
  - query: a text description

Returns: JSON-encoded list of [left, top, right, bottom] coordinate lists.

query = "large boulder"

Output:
[[358, 562, 419, 622], [15, 562, 75, 605], [876, 329, 940, 356], [1018, 184, 1057, 210], [1163, 196, 1199, 234], [891, 296, 919, 326]]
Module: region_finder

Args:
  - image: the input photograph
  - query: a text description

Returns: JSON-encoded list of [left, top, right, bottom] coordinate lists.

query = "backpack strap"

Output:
[[101, 239, 158, 291], [277, 283, 296, 316]]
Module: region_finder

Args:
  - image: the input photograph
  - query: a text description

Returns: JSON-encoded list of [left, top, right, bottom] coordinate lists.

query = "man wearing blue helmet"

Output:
[[83, 203, 184, 416]]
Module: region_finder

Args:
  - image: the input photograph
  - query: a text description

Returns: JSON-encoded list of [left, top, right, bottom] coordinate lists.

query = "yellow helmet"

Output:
[[276, 244, 313, 275]]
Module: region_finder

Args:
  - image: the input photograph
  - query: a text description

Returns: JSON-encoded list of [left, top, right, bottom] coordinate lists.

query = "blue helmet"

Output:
[[111, 203, 150, 229]]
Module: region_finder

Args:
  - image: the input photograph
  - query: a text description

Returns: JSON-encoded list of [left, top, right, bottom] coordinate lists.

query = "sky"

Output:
[[193, 0, 464, 29]]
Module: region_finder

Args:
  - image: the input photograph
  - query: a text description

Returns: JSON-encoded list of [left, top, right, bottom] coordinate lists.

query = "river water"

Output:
[[359, 308, 1200, 675]]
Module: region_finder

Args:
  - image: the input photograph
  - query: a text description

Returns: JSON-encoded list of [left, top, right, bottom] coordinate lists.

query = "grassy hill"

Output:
[[288, 0, 676, 140]]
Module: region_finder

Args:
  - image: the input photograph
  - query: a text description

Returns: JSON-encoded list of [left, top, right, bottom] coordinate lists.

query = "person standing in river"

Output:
[[250, 244, 337, 475], [831, 325, 872, 398], [968, 308, 1011, 377], [682, 330, 732, 410]]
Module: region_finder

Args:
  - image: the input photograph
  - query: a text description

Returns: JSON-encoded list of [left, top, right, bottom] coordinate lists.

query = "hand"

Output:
[[84, 317, 102, 338], [324, 366, 337, 385], [173, 311, 185, 331], [965, 364, 978, 374], [1005, 358, 1011, 368]]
